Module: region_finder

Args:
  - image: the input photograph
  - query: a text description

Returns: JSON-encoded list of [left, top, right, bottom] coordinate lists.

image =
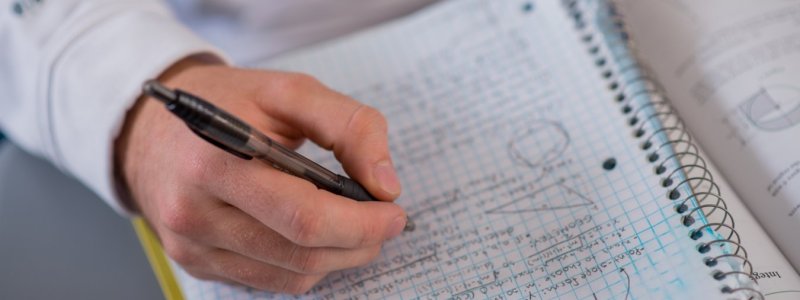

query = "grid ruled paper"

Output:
[[171, 0, 740, 299]]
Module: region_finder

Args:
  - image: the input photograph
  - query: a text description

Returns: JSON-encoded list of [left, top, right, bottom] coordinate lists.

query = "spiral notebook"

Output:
[[134, 0, 800, 299]]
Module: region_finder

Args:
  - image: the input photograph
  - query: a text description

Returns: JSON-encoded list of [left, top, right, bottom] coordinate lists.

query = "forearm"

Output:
[[0, 0, 224, 215]]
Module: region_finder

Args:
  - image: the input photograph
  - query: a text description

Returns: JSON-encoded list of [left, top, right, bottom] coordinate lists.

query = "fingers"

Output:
[[208, 162, 407, 248], [193, 205, 384, 274], [255, 73, 402, 200], [158, 69, 408, 248], [163, 236, 327, 295], [153, 175, 387, 292], [206, 250, 328, 295]]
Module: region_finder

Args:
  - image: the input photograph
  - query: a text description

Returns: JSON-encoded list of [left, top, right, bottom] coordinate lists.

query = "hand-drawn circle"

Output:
[[507, 121, 570, 170]]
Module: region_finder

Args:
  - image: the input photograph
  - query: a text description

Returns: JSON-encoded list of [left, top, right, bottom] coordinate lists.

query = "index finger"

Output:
[[255, 73, 401, 201], [217, 164, 408, 248]]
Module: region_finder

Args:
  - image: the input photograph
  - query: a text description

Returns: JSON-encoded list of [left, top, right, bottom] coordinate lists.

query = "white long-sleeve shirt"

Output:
[[0, 0, 436, 215]]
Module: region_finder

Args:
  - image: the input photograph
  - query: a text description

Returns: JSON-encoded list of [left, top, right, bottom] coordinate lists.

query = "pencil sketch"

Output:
[[484, 180, 594, 214], [507, 120, 571, 170]]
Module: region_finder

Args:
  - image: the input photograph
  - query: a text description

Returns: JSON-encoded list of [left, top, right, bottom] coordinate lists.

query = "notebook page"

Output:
[[173, 0, 736, 299], [613, 0, 800, 275]]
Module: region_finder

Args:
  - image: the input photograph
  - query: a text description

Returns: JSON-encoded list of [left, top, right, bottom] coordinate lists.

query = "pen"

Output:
[[142, 80, 414, 232]]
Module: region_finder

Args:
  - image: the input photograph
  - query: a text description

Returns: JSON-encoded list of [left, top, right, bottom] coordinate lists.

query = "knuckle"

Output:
[[287, 205, 323, 246], [159, 197, 201, 237], [348, 105, 388, 137], [163, 241, 198, 267], [270, 73, 319, 95]]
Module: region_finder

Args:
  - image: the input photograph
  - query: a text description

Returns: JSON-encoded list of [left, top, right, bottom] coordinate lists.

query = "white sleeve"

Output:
[[0, 0, 226, 216]]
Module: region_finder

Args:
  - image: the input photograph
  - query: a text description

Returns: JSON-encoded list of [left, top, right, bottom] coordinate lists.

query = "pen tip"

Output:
[[404, 217, 416, 232]]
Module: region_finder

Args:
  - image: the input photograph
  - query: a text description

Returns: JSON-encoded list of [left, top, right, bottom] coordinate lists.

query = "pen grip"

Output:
[[144, 81, 385, 204], [170, 90, 252, 151], [338, 175, 378, 201]]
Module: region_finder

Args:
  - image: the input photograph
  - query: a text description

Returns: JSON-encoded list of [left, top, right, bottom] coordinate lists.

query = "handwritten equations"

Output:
[[173, 1, 736, 299]]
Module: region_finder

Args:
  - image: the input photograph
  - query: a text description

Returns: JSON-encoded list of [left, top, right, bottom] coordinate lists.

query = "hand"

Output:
[[115, 57, 407, 294]]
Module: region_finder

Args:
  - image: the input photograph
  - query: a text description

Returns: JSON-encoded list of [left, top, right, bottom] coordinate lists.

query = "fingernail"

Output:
[[385, 216, 406, 239], [373, 160, 401, 196]]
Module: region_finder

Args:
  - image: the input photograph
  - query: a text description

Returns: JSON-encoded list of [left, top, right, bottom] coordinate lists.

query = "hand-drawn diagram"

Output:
[[484, 181, 594, 214], [490, 121, 592, 214], [507, 121, 570, 170], [739, 85, 800, 131]]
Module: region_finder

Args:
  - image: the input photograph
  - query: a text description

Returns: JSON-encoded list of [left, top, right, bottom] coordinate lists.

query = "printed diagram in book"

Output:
[[722, 84, 800, 147], [739, 85, 800, 132]]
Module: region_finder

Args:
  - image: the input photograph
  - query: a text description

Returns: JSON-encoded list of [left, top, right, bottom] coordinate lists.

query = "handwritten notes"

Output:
[[308, 214, 645, 299], [174, 0, 732, 299]]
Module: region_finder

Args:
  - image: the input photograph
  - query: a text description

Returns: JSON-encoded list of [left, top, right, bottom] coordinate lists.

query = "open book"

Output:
[[134, 0, 800, 299]]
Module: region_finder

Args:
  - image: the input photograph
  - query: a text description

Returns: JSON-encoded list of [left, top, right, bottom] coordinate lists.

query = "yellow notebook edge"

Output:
[[132, 217, 185, 300]]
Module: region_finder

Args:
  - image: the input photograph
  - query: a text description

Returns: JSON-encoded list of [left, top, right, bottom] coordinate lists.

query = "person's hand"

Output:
[[115, 57, 407, 294]]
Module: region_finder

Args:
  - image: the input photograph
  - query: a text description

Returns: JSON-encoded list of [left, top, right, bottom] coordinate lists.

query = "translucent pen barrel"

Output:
[[171, 91, 348, 195], [245, 131, 342, 192]]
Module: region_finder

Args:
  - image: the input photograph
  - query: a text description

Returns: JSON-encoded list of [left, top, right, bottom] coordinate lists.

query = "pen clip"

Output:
[[189, 127, 254, 160]]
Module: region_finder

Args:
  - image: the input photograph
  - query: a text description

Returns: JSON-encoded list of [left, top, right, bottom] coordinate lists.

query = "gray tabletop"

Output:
[[0, 142, 164, 300]]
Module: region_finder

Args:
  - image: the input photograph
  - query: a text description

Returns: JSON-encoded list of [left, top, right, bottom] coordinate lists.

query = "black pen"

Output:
[[142, 80, 414, 231]]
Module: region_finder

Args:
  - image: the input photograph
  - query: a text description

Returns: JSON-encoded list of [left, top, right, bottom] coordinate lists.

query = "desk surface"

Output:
[[0, 143, 163, 299]]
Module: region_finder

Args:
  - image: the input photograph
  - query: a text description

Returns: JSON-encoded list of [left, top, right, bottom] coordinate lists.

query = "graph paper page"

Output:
[[173, 0, 734, 299]]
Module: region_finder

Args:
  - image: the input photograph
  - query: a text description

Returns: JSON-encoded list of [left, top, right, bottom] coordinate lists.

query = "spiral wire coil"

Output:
[[561, 1, 763, 299]]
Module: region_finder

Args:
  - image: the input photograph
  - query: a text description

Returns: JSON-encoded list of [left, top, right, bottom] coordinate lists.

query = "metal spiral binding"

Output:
[[561, 1, 763, 299]]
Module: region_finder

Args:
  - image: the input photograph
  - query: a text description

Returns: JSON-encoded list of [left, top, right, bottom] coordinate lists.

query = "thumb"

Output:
[[259, 73, 401, 200]]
